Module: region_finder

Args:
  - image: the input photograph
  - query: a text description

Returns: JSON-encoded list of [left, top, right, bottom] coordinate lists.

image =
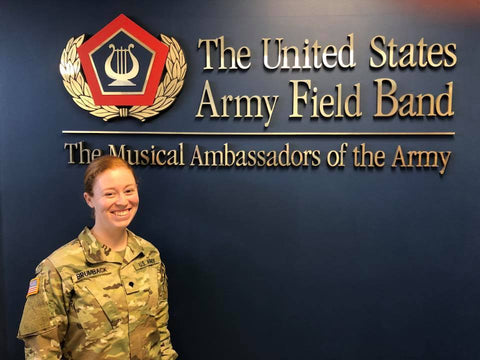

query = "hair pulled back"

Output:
[[84, 155, 137, 196]]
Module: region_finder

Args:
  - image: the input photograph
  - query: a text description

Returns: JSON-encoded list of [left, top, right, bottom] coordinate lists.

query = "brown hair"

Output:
[[84, 155, 137, 196]]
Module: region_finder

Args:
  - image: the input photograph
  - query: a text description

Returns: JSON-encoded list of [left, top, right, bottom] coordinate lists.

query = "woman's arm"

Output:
[[157, 261, 178, 360], [18, 259, 69, 360]]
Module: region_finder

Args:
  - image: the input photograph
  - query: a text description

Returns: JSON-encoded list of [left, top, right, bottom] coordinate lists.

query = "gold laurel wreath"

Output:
[[59, 34, 187, 121]]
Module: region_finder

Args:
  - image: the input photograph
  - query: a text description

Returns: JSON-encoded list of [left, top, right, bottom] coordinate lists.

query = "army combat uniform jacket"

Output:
[[18, 228, 178, 360]]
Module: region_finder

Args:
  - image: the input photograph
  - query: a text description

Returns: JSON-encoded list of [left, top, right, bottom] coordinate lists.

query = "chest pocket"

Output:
[[72, 268, 121, 340], [132, 255, 163, 311]]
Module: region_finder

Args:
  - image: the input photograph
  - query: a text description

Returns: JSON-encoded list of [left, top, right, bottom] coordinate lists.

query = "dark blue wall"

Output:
[[1, 0, 479, 359]]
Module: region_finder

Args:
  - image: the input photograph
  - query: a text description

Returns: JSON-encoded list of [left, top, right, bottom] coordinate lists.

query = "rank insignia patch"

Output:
[[26, 277, 39, 298], [59, 14, 187, 121]]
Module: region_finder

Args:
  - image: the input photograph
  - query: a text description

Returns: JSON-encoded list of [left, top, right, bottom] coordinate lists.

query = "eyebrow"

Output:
[[101, 184, 136, 191]]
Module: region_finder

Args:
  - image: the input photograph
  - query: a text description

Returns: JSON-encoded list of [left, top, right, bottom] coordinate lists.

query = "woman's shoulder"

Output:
[[35, 236, 85, 275], [127, 230, 162, 256], [131, 233, 157, 250]]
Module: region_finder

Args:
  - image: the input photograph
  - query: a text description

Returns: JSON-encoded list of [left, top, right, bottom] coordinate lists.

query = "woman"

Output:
[[18, 156, 178, 360]]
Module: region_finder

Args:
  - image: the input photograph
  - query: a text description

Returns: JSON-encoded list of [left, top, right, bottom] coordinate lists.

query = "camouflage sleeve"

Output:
[[17, 259, 69, 360], [157, 262, 178, 360]]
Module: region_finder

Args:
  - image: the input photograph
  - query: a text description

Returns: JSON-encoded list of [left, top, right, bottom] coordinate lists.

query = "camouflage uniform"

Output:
[[18, 227, 178, 360]]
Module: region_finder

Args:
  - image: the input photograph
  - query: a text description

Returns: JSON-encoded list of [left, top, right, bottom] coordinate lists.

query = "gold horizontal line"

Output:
[[62, 130, 455, 136]]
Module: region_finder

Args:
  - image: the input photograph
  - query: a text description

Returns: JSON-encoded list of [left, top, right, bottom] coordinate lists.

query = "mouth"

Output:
[[111, 209, 131, 217]]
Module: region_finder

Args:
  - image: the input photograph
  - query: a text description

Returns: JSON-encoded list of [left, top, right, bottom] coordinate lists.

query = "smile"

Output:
[[112, 209, 131, 216]]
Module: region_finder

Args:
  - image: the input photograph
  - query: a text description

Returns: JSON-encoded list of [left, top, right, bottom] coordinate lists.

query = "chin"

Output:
[[112, 217, 135, 228]]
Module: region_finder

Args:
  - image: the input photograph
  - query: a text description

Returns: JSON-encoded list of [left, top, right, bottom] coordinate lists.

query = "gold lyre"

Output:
[[105, 44, 139, 86]]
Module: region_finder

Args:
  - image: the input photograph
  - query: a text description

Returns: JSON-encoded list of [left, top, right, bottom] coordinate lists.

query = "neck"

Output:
[[91, 225, 127, 251]]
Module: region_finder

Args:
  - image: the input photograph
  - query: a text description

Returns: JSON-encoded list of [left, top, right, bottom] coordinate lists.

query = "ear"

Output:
[[83, 192, 94, 208]]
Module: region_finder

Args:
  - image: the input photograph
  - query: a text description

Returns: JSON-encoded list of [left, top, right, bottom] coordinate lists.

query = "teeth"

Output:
[[114, 210, 129, 216]]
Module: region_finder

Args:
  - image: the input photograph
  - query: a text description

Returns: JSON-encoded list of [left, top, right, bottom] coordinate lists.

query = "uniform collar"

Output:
[[79, 227, 144, 265], [124, 229, 145, 263]]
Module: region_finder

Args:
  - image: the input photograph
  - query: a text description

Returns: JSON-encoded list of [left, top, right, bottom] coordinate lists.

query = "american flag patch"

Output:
[[26, 277, 39, 297]]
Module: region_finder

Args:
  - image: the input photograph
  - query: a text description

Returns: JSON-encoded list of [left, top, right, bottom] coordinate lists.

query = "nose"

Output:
[[115, 192, 128, 206]]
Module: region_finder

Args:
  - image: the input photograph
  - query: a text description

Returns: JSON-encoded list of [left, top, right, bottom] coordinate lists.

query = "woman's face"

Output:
[[83, 167, 139, 231]]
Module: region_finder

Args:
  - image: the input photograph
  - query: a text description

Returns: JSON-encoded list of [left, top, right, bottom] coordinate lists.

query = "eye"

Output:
[[125, 188, 136, 194], [104, 192, 115, 197]]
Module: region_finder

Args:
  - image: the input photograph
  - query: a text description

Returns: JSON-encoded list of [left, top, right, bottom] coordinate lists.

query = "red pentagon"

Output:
[[78, 14, 169, 106]]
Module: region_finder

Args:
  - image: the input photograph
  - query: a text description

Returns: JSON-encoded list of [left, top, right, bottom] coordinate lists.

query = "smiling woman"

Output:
[[17, 156, 178, 360], [83, 158, 140, 250]]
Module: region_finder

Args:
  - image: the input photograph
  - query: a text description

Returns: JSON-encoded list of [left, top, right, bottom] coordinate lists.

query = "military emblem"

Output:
[[59, 14, 187, 121], [26, 277, 39, 298]]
